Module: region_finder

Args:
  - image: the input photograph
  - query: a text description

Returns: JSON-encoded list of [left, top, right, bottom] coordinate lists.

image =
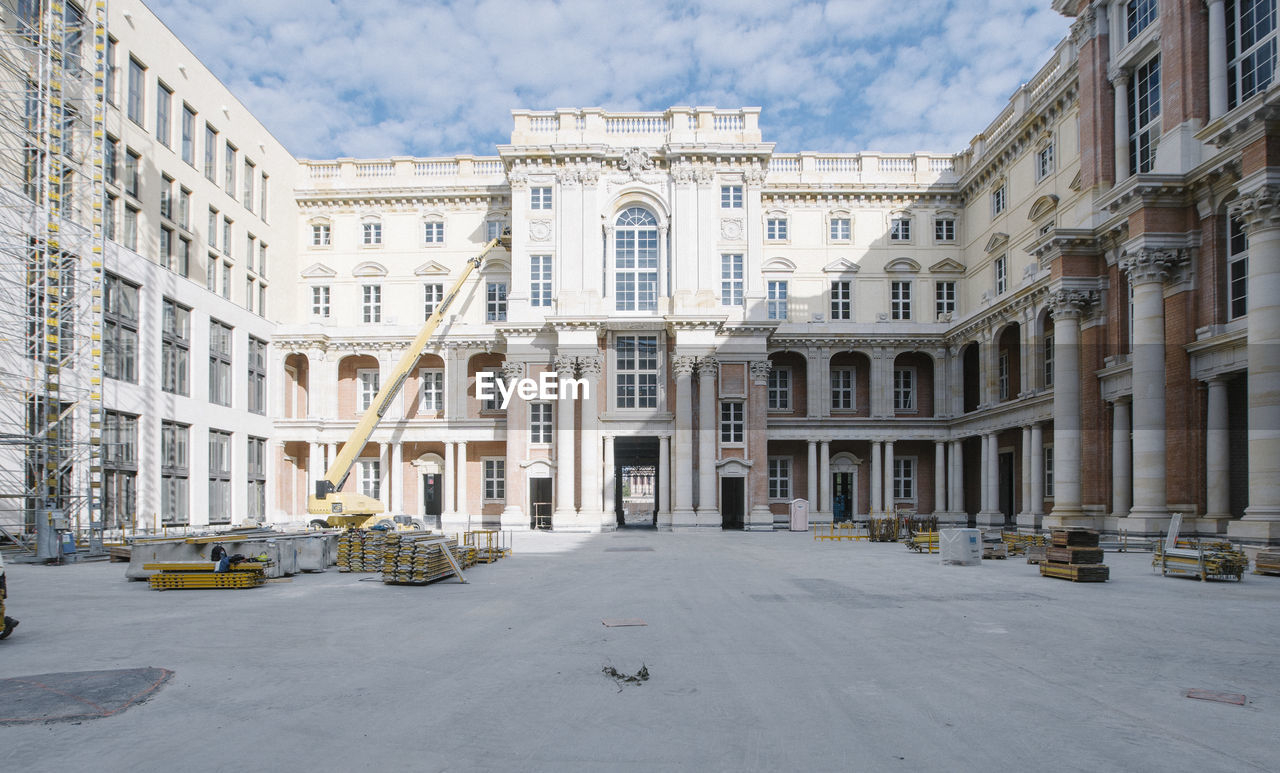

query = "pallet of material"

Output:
[[1040, 562, 1109, 582], [380, 534, 468, 585], [983, 542, 1008, 559], [1153, 542, 1248, 581], [1051, 529, 1099, 548], [336, 529, 388, 572], [148, 572, 265, 590], [1255, 549, 1280, 576], [1026, 546, 1047, 565], [813, 522, 867, 541], [906, 531, 939, 553], [1045, 546, 1104, 564]]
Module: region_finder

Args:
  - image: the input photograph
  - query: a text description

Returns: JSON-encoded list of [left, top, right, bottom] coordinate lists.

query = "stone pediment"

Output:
[[481, 256, 511, 272], [762, 257, 797, 272], [823, 258, 861, 274], [984, 233, 1009, 253], [414, 260, 452, 276], [352, 261, 388, 277], [929, 258, 966, 274], [1028, 194, 1059, 221], [884, 257, 921, 273], [300, 262, 336, 279]]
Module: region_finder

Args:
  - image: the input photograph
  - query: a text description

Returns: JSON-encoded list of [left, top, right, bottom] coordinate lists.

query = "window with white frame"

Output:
[[248, 337, 267, 415], [1127, 0, 1157, 40], [312, 286, 331, 318], [935, 281, 956, 319], [530, 186, 552, 210], [766, 280, 788, 320], [242, 159, 255, 211], [362, 220, 382, 246], [221, 262, 231, 300], [992, 184, 1007, 216], [934, 217, 956, 242], [721, 185, 743, 208], [891, 281, 912, 320], [721, 254, 744, 306], [1228, 0, 1277, 109], [206, 254, 218, 293], [312, 223, 330, 246], [419, 369, 444, 411], [1229, 213, 1249, 319], [1129, 56, 1161, 175], [357, 368, 380, 412], [1044, 444, 1055, 497], [204, 123, 217, 181], [486, 220, 504, 241], [208, 320, 233, 407], [615, 335, 659, 409], [160, 420, 189, 524], [1044, 331, 1055, 387], [161, 298, 190, 396], [484, 459, 506, 501], [224, 142, 237, 196], [104, 273, 138, 383], [614, 207, 659, 312], [181, 105, 195, 164], [127, 57, 145, 125], [831, 368, 855, 410], [995, 254, 1008, 295], [766, 217, 788, 241], [1036, 143, 1055, 181], [362, 284, 381, 323], [720, 401, 744, 444], [890, 216, 911, 241], [768, 366, 791, 411], [359, 459, 381, 500], [247, 436, 266, 521], [998, 351, 1010, 401], [423, 220, 444, 244], [529, 402, 552, 444], [486, 282, 508, 322], [423, 283, 443, 319], [830, 280, 852, 320], [830, 216, 851, 241], [893, 367, 916, 412], [768, 457, 792, 500], [893, 457, 916, 501], [530, 255, 552, 308], [208, 429, 232, 523], [479, 368, 502, 411], [102, 411, 137, 529]]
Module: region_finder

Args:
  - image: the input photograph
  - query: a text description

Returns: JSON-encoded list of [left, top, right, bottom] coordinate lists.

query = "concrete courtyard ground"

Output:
[[1, 530, 1277, 772]]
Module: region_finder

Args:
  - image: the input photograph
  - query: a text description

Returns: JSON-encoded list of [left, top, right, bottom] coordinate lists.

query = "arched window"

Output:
[[615, 207, 658, 311]]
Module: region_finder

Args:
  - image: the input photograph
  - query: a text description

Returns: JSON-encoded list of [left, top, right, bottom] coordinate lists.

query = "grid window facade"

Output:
[[363, 221, 382, 245], [992, 184, 1007, 216], [1229, 214, 1249, 319], [423, 283, 443, 319], [484, 459, 506, 501], [721, 254, 744, 306], [934, 218, 956, 242], [248, 336, 267, 415], [1044, 332, 1055, 387], [614, 207, 659, 311], [156, 82, 172, 147], [104, 274, 139, 382], [1127, 0, 1157, 40], [891, 281, 912, 320], [358, 369, 380, 412], [1228, 0, 1277, 109], [530, 255, 552, 308], [830, 217, 851, 241], [893, 367, 916, 412], [1036, 144, 1055, 180], [486, 282, 508, 322], [312, 286, 330, 317], [935, 281, 956, 319], [247, 436, 266, 522], [161, 421, 189, 524], [720, 401, 744, 444], [530, 402, 553, 444], [161, 298, 190, 396], [890, 217, 911, 241], [768, 457, 792, 500], [360, 460, 381, 500], [204, 124, 217, 181], [209, 320, 233, 406], [1044, 445, 1055, 497], [420, 369, 444, 411], [423, 221, 444, 244], [1129, 56, 1162, 175], [768, 366, 791, 411], [208, 430, 232, 524], [181, 105, 195, 165], [530, 187, 552, 209], [312, 223, 330, 246], [766, 218, 788, 240], [127, 58, 145, 125], [830, 280, 852, 320], [831, 368, 855, 410], [362, 284, 381, 323], [767, 280, 788, 320], [615, 335, 659, 409], [893, 457, 916, 501], [721, 185, 743, 208], [995, 255, 1008, 295], [103, 411, 137, 529]]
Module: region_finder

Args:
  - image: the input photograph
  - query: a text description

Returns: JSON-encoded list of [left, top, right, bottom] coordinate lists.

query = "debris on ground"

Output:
[[602, 664, 650, 691]]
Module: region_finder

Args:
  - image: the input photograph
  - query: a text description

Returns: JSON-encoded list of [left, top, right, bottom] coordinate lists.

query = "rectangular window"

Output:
[[248, 336, 267, 415], [104, 274, 139, 383], [1044, 332, 1055, 387], [935, 281, 956, 319], [159, 174, 174, 220], [1228, 0, 1278, 109], [160, 421, 189, 524], [1229, 213, 1249, 319], [245, 277, 255, 313], [260, 174, 269, 218], [720, 254, 744, 306], [1036, 144, 1055, 180], [206, 254, 218, 293], [529, 402, 553, 444], [530, 186, 552, 209], [222, 216, 232, 256], [766, 218, 787, 240], [224, 142, 236, 195], [422, 283, 443, 318], [208, 430, 232, 524], [105, 135, 119, 184], [767, 280, 788, 320], [830, 280, 852, 320], [127, 58, 145, 125], [208, 207, 218, 248], [768, 457, 792, 500], [830, 217, 851, 241], [242, 159, 255, 210], [360, 460, 381, 500], [362, 221, 382, 245], [831, 368, 855, 410], [247, 436, 266, 522], [998, 351, 1011, 401], [161, 298, 190, 396], [1129, 55, 1162, 175], [423, 221, 444, 244], [312, 286, 330, 318], [720, 401, 745, 444], [1127, 0, 1157, 40], [178, 186, 191, 228], [995, 254, 1008, 295], [258, 284, 267, 318], [156, 81, 172, 147], [893, 457, 916, 501], [357, 369, 380, 412], [1044, 445, 1055, 497], [614, 217, 659, 311], [992, 184, 1007, 216], [312, 223, 330, 246], [935, 217, 956, 242], [487, 282, 508, 322], [105, 194, 117, 241], [890, 217, 911, 241], [486, 220, 503, 241], [362, 284, 382, 323], [124, 149, 140, 198], [181, 105, 196, 165], [178, 237, 191, 278], [123, 205, 139, 251], [484, 459, 506, 501], [245, 234, 256, 273], [479, 368, 502, 411], [209, 320, 233, 406], [419, 369, 444, 412], [721, 185, 743, 208], [203, 124, 217, 181], [615, 335, 659, 409], [103, 411, 137, 529], [530, 255, 552, 308], [891, 280, 912, 320], [105, 37, 117, 105], [893, 367, 916, 412], [768, 366, 791, 411]]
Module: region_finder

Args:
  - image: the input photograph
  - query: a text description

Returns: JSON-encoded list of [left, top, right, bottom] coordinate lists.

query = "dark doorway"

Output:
[[423, 472, 442, 528], [1228, 376, 1249, 518], [721, 477, 745, 529], [998, 450, 1015, 525], [832, 472, 854, 522], [614, 436, 659, 528], [530, 477, 552, 530]]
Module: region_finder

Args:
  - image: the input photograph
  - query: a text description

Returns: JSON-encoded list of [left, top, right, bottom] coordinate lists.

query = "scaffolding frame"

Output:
[[0, 0, 106, 558]]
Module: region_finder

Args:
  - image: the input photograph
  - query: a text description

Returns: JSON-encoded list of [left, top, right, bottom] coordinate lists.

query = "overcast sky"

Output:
[[143, 0, 1070, 160]]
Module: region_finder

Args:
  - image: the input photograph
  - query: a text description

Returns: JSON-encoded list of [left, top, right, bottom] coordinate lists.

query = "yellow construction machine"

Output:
[[307, 233, 510, 529]]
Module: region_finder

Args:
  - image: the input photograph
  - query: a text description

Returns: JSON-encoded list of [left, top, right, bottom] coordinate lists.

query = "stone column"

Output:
[[1113, 70, 1130, 181], [671, 355, 698, 527], [870, 349, 892, 417], [1229, 187, 1280, 540], [807, 440, 818, 509], [935, 441, 946, 518], [696, 357, 720, 526], [817, 347, 832, 417], [870, 440, 882, 516], [443, 441, 456, 517], [552, 355, 578, 528], [1044, 290, 1091, 527], [1030, 423, 1045, 518], [977, 432, 1002, 527], [747, 360, 773, 529], [1112, 399, 1132, 519], [819, 439, 832, 519], [1207, 0, 1228, 119], [578, 355, 604, 527], [308, 442, 324, 497], [1119, 249, 1177, 533], [391, 441, 403, 514], [379, 443, 392, 512], [947, 345, 964, 417], [948, 439, 963, 515], [1019, 426, 1032, 520], [443, 345, 465, 421], [883, 440, 895, 515], [602, 434, 616, 529], [980, 333, 998, 408], [657, 433, 672, 527], [1205, 378, 1230, 524], [500, 361, 528, 529], [455, 440, 468, 527]]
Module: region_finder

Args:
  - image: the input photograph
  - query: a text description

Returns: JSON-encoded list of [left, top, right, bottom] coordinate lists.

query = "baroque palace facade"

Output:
[[5, 0, 1280, 543]]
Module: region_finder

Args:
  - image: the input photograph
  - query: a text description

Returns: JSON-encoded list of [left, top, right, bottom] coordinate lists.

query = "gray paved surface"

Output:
[[1, 531, 1277, 772]]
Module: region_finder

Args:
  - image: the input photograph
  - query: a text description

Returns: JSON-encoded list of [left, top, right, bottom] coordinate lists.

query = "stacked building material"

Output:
[[144, 561, 267, 590], [380, 534, 468, 585], [1153, 539, 1249, 581], [1255, 549, 1280, 576], [1040, 528, 1109, 582], [336, 529, 387, 573], [1002, 532, 1046, 556]]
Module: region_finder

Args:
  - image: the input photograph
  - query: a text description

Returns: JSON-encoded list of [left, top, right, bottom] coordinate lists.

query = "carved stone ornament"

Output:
[[720, 218, 744, 241], [1069, 7, 1096, 47], [500, 360, 526, 385], [507, 168, 529, 189], [1228, 186, 1280, 232], [1049, 289, 1096, 319], [577, 355, 604, 380], [695, 167, 717, 186], [744, 166, 767, 188], [579, 165, 601, 187], [619, 148, 654, 178], [671, 161, 696, 184], [529, 219, 552, 242], [553, 354, 577, 377], [697, 356, 719, 378], [1119, 248, 1184, 286], [749, 360, 772, 385], [671, 355, 699, 376]]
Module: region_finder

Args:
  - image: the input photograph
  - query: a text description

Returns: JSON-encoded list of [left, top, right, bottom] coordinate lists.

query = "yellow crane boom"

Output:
[[307, 234, 508, 527]]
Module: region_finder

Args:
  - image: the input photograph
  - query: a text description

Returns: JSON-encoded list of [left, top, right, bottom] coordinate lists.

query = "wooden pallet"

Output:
[[1046, 546, 1104, 564], [1253, 550, 1280, 576], [983, 543, 1008, 559], [1025, 546, 1047, 565], [1051, 528, 1099, 548], [1040, 561, 1109, 582]]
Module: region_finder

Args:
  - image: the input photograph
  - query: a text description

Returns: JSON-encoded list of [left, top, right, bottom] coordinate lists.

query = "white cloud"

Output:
[[143, 0, 1070, 158]]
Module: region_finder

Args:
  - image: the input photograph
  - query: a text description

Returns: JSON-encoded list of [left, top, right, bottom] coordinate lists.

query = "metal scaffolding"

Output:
[[0, 0, 106, 559]]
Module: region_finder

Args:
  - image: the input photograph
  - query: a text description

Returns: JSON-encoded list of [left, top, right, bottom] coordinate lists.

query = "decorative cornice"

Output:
[[1049, 289, 1097, 319], [1229, 184, 1280, 232], [1119, 248, 1187, 286]]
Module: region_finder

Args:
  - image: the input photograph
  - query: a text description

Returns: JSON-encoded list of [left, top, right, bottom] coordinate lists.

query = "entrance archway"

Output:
[[614, 437, 659, 528], [831, 452, 861, 522]]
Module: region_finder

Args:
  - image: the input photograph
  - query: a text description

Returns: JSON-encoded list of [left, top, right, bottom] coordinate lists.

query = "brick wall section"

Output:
[[1164, 288, 1201, 508], [465, 353, 505, 418], [1198, 212, 1224, 328], [1105, 264, 1126, 357], [337, 354, 377, 417], [769, 351, 807, 415], [403, 353, 445, 418], [1077, 15, 1115, 189], [1129, 205, 1194, 235], [1240, 133, 1280, 174], [1080, 322, 1108, 507], [894, 351, 934, 417], [996, 326, 1021, 401], [1161, 0, 1210, 126]]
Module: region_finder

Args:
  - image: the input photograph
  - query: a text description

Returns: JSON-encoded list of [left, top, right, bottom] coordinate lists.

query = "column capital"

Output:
[[696, 356, 719, 379], [578, 354, 604, 380], [749, 359, 772, 385], [500, 360, 526, 384], [672, 354, 698, 377], [1108, 66, 1131, 86], [1049, 288, 1096, 319], [1229, 185, 1280, 233], [1120, 248, 1187, 286], [553, 354, 577, 378], [1069, 7, 1096, 47]]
